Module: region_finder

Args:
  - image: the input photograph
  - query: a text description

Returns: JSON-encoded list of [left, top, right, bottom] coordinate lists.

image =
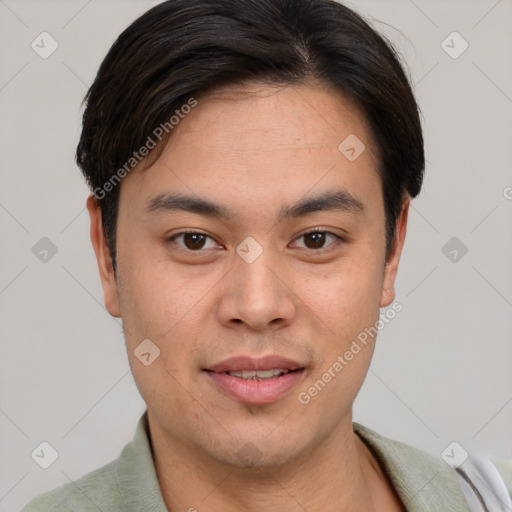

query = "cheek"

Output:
[[294, 259, 383, 424], [118, 263, 199, 417], [116, 244, 208, 377], [116, 243, 191, 339], [296, 253, 384, 336]]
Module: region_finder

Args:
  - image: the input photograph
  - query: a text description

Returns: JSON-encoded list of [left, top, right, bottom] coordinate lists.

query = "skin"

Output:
[[88, 80, 409, 512]]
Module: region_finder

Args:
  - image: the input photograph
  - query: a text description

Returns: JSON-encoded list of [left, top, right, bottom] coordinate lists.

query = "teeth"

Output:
[[227, 369, 290, 380]]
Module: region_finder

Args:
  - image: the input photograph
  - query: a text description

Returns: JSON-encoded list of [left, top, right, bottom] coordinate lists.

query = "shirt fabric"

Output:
[[21, 411, 512, 512]]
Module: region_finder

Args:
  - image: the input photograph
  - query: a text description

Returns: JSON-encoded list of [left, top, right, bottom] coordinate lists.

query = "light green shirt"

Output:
[[22, 412, 512, 511]]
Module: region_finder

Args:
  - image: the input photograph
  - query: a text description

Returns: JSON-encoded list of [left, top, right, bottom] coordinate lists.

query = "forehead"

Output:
[[175, 81, 376, 162], [121, 81, 382, 217]]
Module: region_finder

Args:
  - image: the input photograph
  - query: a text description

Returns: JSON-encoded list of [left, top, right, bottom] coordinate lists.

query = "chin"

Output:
[[201, 428, 309, 470]]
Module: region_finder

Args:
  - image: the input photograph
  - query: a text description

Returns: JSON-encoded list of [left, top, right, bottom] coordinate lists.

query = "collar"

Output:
[[114, 411, 169, 511], [353, 422, 470, 512], [115, 413, 470, 511]]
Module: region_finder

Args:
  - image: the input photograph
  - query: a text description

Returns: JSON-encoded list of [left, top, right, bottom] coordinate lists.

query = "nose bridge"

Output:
[[218, 236, 296, 330], [238, 245, 278, 294]]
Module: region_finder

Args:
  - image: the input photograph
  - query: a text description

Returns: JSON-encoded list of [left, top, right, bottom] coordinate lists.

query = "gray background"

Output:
[[1, 0, 511, 510]]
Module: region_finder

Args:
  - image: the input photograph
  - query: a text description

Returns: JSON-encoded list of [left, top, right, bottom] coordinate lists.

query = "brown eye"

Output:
[[303, 231, 327, 249], [293, 230, 344, 251], [168, 232, 219, 251], [183, 233, 207, 250]]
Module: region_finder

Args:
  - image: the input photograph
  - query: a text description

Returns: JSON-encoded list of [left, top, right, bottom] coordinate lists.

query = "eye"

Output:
[[168, 231, 221, 251], [167, 228, 345, 253], [292, 228, 345, 251]]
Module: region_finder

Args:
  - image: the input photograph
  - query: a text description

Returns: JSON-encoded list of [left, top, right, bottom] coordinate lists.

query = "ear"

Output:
[[86, 195, 121, 317], [380, 197, 410, 307]]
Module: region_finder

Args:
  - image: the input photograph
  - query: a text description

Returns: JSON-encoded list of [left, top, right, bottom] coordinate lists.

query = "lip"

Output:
[[206, 355, 303, 373], [205, 369, 305, 405], [204, 355, 306, 405]]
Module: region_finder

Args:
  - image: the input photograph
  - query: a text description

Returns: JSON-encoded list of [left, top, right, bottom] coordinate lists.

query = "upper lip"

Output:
[[205, 355, 304, 373]]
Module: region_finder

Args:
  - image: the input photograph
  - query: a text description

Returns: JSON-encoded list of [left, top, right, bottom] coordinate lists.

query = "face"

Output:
[[88, 81, 409, 468]]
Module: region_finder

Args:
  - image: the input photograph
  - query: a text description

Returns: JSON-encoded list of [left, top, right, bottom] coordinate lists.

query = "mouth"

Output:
[[214, 368, 301, 380], [205, 354, 304, 373], [203, 355, 306, 405]]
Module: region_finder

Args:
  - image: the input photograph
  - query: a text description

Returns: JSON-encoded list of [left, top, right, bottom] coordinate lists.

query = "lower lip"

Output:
[[205, 370, 305, 405]]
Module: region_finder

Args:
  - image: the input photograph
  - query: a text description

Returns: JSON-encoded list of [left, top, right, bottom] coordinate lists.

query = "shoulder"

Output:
[[353, 423, 512, 511], [20, 412, 167, 512], [20, 459, 122, 512]]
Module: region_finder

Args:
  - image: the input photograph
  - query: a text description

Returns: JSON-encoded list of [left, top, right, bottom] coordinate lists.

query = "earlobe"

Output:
[[380, 198, 410, 308], [86, 195, 122, 317]]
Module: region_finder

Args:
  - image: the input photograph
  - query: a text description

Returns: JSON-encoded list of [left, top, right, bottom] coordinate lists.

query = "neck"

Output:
[[147, 411, 382, 512]]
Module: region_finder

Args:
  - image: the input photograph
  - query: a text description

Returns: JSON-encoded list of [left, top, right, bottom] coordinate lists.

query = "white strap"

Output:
[[451, 453, 512, 512]]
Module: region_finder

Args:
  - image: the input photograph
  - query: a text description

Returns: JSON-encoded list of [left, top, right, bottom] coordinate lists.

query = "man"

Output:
[[22, 0, 512, 511]]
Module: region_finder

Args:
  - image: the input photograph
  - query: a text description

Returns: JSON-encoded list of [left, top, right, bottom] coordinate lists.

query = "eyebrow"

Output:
[[145, 189, 365, 221]]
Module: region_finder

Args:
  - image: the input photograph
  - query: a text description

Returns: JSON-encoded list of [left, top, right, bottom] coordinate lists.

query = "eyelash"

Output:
[[167, 228, 346, 253]]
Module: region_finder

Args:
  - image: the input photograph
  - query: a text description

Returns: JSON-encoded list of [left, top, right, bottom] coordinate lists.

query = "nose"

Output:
[[216, 245, 297, 332]]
